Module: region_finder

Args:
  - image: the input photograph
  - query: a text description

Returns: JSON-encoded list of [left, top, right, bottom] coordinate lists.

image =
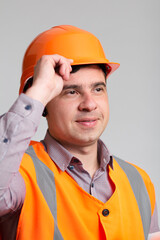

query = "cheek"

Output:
[[50, 105, 73, 126], [47, 100, 68, 117], [104, 105, 110, 123], [105, 99, 110, 115], [100, 100, 109, 126], [99, 97, 109, 116]]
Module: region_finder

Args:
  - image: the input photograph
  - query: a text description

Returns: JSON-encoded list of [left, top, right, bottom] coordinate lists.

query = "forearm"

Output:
[[0, 54, 73, 217], [0, 94, 44, 216]]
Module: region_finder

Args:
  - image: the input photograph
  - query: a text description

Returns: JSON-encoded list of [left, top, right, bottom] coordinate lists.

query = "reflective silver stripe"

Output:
[[113, 156, 151, 240], [26, 146, 64, 240]]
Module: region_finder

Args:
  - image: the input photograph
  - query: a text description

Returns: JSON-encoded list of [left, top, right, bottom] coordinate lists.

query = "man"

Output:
[[0, 25, 159, 239]]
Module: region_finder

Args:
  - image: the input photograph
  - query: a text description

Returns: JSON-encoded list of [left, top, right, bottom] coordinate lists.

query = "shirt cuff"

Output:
[[9, 93, 45, 125]]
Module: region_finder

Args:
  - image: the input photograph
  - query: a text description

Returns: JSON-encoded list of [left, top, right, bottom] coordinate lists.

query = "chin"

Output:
[[71, 134, 100, 146]]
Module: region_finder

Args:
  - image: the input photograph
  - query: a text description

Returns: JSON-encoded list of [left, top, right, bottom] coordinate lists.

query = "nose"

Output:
[[78, 93, 97, 112]]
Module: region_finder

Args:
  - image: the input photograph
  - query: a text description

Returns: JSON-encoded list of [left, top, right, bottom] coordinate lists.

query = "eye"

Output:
[[95, 87, 103, 92], [64, 89, 78, 96], [68, 90, 76, 95]]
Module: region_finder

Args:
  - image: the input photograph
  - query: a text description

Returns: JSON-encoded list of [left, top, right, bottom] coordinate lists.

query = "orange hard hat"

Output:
[[19, 25, 120, 94]]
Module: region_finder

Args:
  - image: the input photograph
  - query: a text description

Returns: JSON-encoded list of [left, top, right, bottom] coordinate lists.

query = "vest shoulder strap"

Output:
[[113, 155, 151, 240], [26, 145, 64, 240]]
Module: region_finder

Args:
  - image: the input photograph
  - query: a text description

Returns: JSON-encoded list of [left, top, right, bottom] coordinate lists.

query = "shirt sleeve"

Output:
[[0, 93, 44, 217]]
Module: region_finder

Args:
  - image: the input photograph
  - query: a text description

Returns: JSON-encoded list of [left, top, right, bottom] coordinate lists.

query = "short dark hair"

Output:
[[23, 77, 33, 93], [71, 64, 108, 78]]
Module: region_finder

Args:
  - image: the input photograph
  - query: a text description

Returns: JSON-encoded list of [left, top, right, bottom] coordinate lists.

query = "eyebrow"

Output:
[[63, 84, 82, 91], [92, 82, 106, 88], [62, 82, 106, 91]]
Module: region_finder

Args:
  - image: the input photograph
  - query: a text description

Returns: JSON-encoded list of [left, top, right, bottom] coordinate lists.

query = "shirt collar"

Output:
[[97, 138, 113, 169], [42, 131, 113, 171]]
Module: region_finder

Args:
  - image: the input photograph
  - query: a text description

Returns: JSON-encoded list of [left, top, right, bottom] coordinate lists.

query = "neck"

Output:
[[62, 141, 99, 178]]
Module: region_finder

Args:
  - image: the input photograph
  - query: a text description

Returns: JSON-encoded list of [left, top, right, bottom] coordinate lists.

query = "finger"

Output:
[[50, 54, 73, 67], [58, 59, 73, 80], [64, 67, 70, 80], [68, 59, 74, 64], [62, 66, 70, 80], [62, 62, 73, 80], [40, 54, 73, 80], [58, 62, 67, 77], [65, 60, 73, 78]]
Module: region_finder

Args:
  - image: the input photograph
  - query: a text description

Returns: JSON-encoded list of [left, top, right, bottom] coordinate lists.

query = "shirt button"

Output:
[[3, 138, 9, 143], [102, 209, 109, 216], [68, 165, 74, 170], [25, 104, 32, 110]]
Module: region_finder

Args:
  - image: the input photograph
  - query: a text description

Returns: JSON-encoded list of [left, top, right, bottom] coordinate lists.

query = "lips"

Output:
[[75, 118, 98, 127]]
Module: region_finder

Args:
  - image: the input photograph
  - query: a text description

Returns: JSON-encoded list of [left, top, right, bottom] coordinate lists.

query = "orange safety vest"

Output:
[[0, 142, 156, 240]]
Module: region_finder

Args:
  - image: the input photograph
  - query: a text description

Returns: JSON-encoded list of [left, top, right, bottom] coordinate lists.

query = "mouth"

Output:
[[75, 118, 98, 127]]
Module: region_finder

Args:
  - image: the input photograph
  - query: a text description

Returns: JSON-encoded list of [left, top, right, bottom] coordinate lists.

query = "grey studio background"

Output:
[[0, 0, 160, 223]]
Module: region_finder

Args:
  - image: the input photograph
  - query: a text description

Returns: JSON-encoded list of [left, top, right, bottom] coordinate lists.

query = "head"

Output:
[[20, 25, 120, 147]]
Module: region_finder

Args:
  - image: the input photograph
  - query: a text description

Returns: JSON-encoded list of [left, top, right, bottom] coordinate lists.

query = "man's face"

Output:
[[46, 65, 109, 148]]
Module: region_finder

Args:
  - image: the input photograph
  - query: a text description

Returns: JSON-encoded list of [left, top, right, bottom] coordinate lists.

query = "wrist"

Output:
[[25, 86, 49, 106]]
